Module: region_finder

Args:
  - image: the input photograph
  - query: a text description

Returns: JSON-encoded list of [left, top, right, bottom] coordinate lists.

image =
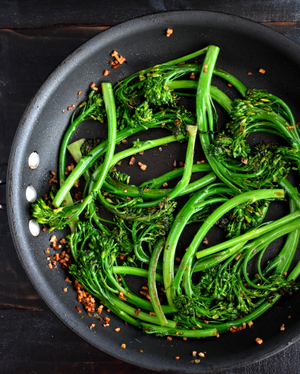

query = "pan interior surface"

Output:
[[7, 10, 300, 373]]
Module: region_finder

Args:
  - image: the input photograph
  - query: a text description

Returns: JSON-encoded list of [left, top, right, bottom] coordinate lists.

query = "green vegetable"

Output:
[[32, 45, 300, 337]]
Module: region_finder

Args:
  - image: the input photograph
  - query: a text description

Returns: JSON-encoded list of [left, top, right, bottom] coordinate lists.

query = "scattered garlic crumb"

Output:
[[259, 68, 266, 74], [166, 28, 173, 37], [138, 162, 147, 171], [256, 337, 263, 345], [121, 343, 126, 349]]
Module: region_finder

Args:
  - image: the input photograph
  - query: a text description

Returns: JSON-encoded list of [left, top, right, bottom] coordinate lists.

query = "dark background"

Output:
[[2, 1, 300, 373]]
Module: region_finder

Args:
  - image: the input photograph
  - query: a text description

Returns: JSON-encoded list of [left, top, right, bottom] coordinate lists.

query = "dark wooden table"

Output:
[[2, 1, 300, 373]]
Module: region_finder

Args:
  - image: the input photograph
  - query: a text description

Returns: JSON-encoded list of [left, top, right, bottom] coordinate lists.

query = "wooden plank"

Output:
[[0, 308, 300, 374], [2, 23, 300, 374], [0, 1, 299, 28]]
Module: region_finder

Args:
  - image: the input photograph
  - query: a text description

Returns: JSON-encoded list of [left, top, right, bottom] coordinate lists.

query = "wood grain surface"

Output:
[[2, 3, 300, 373]]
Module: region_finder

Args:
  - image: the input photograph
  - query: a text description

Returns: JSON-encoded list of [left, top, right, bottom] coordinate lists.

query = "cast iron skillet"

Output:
[[7, 10, 300, 373]]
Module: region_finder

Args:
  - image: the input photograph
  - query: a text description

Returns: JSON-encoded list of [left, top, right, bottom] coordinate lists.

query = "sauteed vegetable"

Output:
[[32, 45, 300, 338]]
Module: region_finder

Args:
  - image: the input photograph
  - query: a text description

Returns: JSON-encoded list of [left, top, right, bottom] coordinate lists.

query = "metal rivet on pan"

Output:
[[26, 185, 37, 203], [29, 219, 40, 236], [28, 152, 40, 169]]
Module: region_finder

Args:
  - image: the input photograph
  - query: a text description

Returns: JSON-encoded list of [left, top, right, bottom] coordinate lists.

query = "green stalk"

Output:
[[163, 184, 232, 308], [195, 202, 300, 261], [112, 266, 163, 283], [140, 163, 212, 189], [103, 171, 216, 201], [142, 324, 218, 338], [193, 241, 247, 273], [109, 293, 177, 328], [58, 91, 103, 188], [169, 82, 233, 114], [53, 120, 166, 207], [148, 238, 168, 326], [196, 45, 242, 194], [172, 189, 285, 303]]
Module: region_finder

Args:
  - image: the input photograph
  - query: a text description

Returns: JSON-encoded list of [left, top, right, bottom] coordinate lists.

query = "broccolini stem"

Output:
[[133, 125, 197, 208], [140, 163, 212, 189], [163, 184, 233, 308], [112, 266, 163, 283], [195, 203, 300, 260], [172, 189, 285, 303], [53, 120, 165, 207], [213, 261, 300, 334], [90, 83, 117, 195], [196, 45, 242, 194], [148, 238, 168, 326], [58, 91, 104, 188]]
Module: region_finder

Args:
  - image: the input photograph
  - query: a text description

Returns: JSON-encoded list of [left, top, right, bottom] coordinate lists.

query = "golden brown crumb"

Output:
[[280, 324, 285, 331], [78, 91, 82, 95], [138, 162, 147, 171], [198, 352, 205, 357], [192, 351, 197, 357], [167, 336, 172, 341], [248, 321, 254, 328], [256, 337, 263, 345], [121, 343, 126, 349], [103, 70, 111, 76], [119, 292, 127, 301], [115, 327, 121, 332], [228, 83, 233, 87], [175, 356, 180, 360], [247, 71, 253, 75], [90, 82, 99, 90], [183, 337, 187, 341], [235, 253, 242, 261], [129, 156, 135, 166], [259, 68, 266, 74], [76, 306, 82, 313], [90, 324, 96, 329], [166, 28, 173, 37]]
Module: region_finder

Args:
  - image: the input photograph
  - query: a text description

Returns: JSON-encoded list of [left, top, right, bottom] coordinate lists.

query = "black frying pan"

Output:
[[7, 10, 300, 373]]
